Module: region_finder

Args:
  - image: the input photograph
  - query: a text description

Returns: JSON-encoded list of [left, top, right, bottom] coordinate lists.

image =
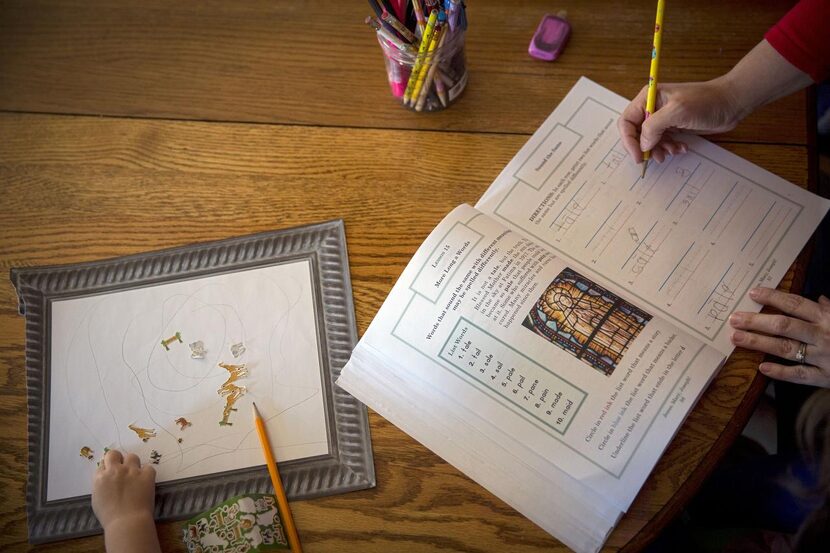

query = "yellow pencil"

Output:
[[252, 402, 303, 553], [403, 9, 438, 105], [641, 0, 665, 178], [411, 17, 445, 108]]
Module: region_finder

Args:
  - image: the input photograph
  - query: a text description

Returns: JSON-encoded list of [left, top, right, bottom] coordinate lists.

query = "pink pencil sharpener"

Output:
[[529, 13, 571, 61]]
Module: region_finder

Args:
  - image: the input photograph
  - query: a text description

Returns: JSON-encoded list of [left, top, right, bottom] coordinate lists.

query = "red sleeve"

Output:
[[764, 0, 830, 82]]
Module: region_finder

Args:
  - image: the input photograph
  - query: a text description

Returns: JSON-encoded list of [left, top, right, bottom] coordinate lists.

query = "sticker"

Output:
[[189, 341, 206, 359], [230, 342, 246, 358], [128, 423, 157, 442], [175, 417, 192, 430], [218, 363, 248, 426], [182, 494, 289, 552], [162, 331, 184, 351]]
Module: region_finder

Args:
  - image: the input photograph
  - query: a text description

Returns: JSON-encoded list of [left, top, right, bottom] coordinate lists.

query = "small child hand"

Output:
[[92, 449, 161, 553]]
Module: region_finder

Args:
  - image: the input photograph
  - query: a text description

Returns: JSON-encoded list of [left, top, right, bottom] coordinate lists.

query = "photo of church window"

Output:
[[522, 267, 652, 376]]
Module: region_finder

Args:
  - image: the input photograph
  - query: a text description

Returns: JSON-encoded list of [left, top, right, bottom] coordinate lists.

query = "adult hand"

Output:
[[617, 40, 812, 165], [617, 79, 741, 164], [729, 287, 830, 388]]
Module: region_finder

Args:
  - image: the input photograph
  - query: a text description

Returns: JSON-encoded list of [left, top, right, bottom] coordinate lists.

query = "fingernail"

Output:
[[758, 363, 771, 374], [729, 313, 744, 325], [732, 330, 746, 343], [749, 288, 761, 299]]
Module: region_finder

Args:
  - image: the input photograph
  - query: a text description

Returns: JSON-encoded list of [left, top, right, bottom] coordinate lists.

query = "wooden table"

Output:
[[0, 1, 812, 551]]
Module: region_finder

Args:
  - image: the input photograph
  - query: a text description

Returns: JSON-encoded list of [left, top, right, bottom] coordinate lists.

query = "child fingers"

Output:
[[123, 452, 142, 468], [103, 448, 124, 467]]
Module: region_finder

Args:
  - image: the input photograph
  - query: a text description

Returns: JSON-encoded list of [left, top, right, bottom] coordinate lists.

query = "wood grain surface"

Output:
[[0, 112, 808, 552], [0, 0, 814, 550], [0, 0, 806, 144]]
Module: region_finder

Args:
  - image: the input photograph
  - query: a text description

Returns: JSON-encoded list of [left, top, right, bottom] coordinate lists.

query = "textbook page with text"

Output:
[[337, 78, 829, 553]]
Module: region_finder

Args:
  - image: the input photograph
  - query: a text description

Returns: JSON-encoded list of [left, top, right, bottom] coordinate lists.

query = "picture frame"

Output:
[[11, 220, 375, 543]]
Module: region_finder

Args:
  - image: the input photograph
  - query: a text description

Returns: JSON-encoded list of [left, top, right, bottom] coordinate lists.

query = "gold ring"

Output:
[[795, 341, 807, 364]]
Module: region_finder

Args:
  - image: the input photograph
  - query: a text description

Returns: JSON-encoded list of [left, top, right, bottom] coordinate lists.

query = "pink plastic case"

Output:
[[529, 14, 571, 61]]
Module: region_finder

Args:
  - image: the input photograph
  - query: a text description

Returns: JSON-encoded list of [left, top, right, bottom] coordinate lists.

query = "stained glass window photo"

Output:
[[522, 267, 652, 376]]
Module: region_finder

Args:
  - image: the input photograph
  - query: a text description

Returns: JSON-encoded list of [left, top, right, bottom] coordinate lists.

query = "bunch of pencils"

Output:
[[365, 0, 469, 112]]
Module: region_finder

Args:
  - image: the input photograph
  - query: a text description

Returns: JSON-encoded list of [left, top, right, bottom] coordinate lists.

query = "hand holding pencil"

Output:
[[618, 0, 787, 171], [618, 0, 691, 170]]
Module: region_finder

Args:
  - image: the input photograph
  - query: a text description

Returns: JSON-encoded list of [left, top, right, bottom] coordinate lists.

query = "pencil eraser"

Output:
[[529, 13, 571, 61]]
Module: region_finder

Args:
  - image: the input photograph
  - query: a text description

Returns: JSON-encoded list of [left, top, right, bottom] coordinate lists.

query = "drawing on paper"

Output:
[[522, 267, 651, 375], [47, 260, 330, 502]]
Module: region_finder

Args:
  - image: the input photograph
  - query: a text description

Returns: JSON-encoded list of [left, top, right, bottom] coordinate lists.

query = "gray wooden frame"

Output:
[[10, 220, 375, 544]]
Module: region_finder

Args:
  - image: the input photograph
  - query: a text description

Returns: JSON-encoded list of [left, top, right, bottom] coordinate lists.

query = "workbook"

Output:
[[336, 78, 830, 553]]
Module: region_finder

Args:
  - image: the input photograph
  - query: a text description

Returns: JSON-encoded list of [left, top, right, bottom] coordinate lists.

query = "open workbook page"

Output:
[[477, 77, 830, 355], [338, 78, 829, 552], [341, 204, 725, 512]]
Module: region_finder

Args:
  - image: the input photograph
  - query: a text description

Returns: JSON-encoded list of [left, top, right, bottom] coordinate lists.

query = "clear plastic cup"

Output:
[[377, 24, 467, 112]]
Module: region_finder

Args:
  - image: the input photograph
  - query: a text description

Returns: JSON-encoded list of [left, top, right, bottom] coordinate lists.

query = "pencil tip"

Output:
[[640, 162, 648, 179]]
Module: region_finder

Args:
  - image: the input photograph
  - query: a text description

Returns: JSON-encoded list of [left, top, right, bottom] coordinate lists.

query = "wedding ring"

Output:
[[795, 341, 807, 364]]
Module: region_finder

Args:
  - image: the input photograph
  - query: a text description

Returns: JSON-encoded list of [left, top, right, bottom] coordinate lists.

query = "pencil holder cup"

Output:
[[377, 26, 467, 112]]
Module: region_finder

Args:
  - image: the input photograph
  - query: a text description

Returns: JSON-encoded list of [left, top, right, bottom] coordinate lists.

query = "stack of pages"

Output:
[[337, 78, 830, 552]]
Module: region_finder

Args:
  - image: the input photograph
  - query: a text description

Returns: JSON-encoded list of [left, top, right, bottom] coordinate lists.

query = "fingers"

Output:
[[729, 312, 819, 344], [103, 448, 123, 469], [648, 140, 684, 164], [99, 448, 156, 472], [618, 85, 691, 166], [818, 295, 830, 307], [748, 287, 824, 323], [759, 362, 830, 388], [640, 102, 680, 152], [731, 329, 804, 360], [618, 117, 643, 163], [124, 452, 142, 469], [650, 145, 666, 164], [618, 85, 649, 162], [650, 143, 671, 163], [142, 464, 157, 481], [661, 140, 688, 156], [619, 125, 687, 165]]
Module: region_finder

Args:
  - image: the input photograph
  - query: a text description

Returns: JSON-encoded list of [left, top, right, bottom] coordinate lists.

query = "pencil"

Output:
[[404, 9, 439, 105], [411, 15, 445, 108], [252, 402, 303, 553], [641, 0, 665, 179]]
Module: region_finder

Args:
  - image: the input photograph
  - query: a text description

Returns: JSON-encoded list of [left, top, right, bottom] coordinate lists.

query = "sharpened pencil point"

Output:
[[641, 161, 648, 179]]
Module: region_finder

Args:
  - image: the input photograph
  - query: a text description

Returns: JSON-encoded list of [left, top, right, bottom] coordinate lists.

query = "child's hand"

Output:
[[92, 449, 161, 553]]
